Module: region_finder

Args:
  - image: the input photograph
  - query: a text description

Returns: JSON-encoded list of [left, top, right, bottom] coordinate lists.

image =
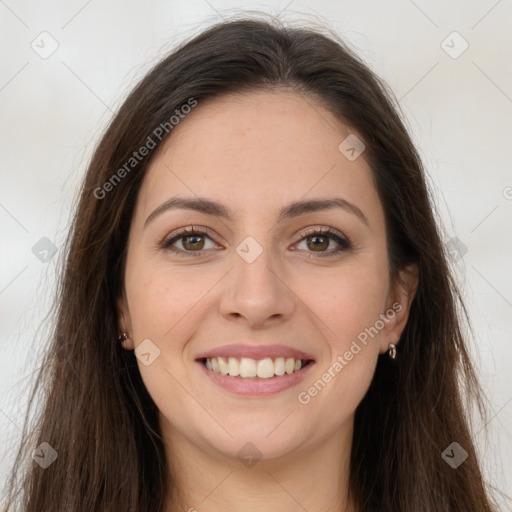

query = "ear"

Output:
[[117, 292, 134, 350], [379, 264, 419, 354]]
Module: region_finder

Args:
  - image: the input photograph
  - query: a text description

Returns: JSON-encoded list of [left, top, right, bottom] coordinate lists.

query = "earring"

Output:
[[388, 343, 397, 359], [118, 332, 129, 345]]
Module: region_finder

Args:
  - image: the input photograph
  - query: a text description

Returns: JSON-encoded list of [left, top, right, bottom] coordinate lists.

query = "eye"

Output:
[[161, 226, 352, 258], [294, 228, 351, 257], [162, 227, 220, 256]]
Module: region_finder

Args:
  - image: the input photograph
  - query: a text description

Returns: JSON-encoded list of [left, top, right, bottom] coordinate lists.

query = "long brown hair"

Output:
[[3, 17, 500, 511]]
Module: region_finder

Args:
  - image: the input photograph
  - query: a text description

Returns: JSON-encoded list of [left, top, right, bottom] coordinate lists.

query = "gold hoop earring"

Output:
[[388, 343, 397, 359]]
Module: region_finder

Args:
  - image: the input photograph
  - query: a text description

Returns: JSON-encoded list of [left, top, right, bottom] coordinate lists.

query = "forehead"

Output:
[[136, 90, 384, 226]]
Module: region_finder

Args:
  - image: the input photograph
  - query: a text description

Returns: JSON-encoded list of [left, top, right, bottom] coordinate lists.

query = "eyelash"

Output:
[[161, 226, 352, 258]]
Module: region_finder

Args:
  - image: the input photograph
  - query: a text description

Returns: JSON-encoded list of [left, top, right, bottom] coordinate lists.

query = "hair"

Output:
[[3, 16, 501, 512]]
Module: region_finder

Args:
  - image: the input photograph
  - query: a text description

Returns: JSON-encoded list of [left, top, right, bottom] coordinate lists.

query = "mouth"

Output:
[[195, 347, 316, 396], [194, 344, 316, 396], [199, 356, 314, 379]]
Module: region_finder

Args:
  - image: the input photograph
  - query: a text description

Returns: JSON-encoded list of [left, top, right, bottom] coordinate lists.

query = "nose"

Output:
[[218, 246, 296, 329]]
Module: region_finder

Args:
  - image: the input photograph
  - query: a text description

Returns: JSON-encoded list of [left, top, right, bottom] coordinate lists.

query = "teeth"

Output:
[[228, 357, 239, 376], [218, 357, 229, 375], [204, 356, 308, 378], [285, 357, 295, 374], [274, 357, 285, 376], [257, 358, 274, 379], [239, 357, 257, 378]]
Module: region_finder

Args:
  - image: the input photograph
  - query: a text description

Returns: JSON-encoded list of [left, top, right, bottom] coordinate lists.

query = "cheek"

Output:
[[126, 260, 207, 340], [301, 261, 388, 348], [294, 261, 387, 411], [124, 263, 204, 409]]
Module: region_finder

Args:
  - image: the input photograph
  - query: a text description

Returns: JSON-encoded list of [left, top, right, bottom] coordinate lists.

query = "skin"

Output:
[[118, 90, 418, 512]]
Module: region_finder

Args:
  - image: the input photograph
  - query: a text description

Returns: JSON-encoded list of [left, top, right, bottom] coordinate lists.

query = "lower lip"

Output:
[[197, 360, 315, 397]]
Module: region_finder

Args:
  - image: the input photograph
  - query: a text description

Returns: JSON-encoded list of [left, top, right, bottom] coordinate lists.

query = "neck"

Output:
[[161, 416, 357, 512]]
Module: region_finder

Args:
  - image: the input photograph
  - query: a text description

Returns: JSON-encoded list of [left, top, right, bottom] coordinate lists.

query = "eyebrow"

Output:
[[144, 196, 369, 227]]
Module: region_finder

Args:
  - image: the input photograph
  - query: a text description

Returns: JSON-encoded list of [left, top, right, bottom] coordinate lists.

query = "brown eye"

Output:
[[306, 234, 329, 251], [294, 228, 351, 257], [181, 234, 205, 251], [162, 228, 220, 256], [161, 226, 222, 257]]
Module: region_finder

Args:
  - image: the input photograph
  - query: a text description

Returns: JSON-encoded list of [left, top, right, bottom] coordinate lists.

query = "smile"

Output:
[[202, 356, 311, 379], [196, 356, 315, 397]]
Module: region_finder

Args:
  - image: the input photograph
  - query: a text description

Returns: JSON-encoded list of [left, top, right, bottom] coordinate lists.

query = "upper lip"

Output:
[[195, 344, 315, 361]]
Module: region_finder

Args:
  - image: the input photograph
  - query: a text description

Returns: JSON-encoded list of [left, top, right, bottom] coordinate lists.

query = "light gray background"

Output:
[[1, 0, 511, 507]]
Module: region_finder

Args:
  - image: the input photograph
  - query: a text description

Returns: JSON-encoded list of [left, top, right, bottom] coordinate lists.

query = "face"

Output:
[[118, 90, 417, 462]]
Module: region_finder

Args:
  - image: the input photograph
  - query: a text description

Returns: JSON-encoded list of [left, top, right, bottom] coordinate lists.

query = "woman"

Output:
[[4, 17, 500, 512]]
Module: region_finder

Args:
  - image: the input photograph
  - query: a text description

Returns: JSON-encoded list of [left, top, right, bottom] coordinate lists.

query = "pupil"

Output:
[[308, 235, 328, 251], [184, 235, 203, 250]]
